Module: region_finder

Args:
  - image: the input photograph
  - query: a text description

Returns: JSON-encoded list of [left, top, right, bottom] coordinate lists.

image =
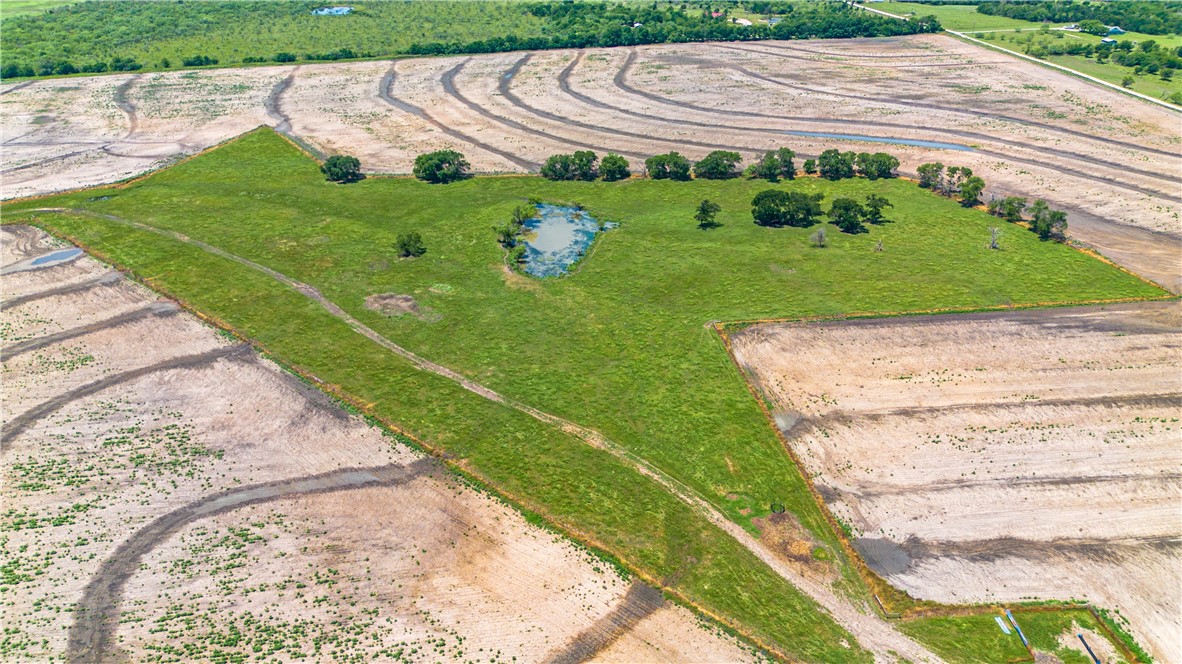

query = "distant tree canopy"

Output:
[[321, 155, 363, 183], [693, 151, 742, 180], [0, 0, 940, 80], [413, 150, 470, 184], [646, 152, 692, 181], [751, 189, 825, 228], [976, 1, 1182, 35]]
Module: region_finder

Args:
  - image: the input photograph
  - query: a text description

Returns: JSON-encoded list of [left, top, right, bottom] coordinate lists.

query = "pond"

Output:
[[519, 204, 616, 278], [782, 130, 974, 152], [31, 248, 83, 266]]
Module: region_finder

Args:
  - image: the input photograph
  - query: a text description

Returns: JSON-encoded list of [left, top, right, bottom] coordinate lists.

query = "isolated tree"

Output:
[[988, 226, 1001, 250], [862, 194, 893, 224], [855, 152, 900, 180], [828, 197, 867, 234], [693, 150, 742, 180], [917, 162, 945, 190], [541, 153, 577, 180], [646, 152, 692, 181], [695, 199, 722, 229], [751, 190, 824, 228], [600, 153, 631, 181], [959, 175, 986, 206], [817, 149, 856, 180], [751, 151, 782, 182], [809, 227, 828, 248], [321, 155, 363, 183], [413, 150, 470, 184], [395, 232, 426, 258]]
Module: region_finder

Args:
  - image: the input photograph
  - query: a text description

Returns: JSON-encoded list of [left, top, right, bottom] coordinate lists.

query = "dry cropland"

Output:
[[2, 35, 1180, 292], [0, 225, 757, 663], [730, 302, 1181, 662]]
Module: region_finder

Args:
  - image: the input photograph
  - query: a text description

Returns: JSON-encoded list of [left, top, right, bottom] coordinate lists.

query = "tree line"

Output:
[[975, 1, 1182, 36], [0, 0, 939, 80]]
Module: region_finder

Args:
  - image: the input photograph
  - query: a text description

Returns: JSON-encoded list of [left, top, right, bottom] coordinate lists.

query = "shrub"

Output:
[[274, 52, 297, 63], [413, 150, 470, 184], [395, 232, 426, 258]]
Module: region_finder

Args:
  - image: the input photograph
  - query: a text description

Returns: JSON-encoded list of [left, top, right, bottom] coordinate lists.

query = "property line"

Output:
[[22, 207, 940, 662]]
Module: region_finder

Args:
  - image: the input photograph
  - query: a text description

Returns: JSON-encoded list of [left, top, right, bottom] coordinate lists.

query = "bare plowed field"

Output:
[[2, 35, 1179, 291], [729, 302, 1182, 662], [0, 225, 755, 663]]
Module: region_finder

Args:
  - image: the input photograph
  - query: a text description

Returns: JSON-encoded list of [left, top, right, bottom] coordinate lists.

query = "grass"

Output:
[[0, 0, 73, 19], [3, 128, 1165, 661], [877, 2, 1044, 31]]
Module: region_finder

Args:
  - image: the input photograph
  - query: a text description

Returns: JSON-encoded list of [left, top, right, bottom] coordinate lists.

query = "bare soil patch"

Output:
[[366, 292, 420, 315], [0, 226, 755, 663], [729, 302, 1181, 662]]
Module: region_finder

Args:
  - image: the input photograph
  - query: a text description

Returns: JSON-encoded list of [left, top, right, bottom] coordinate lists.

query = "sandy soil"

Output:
[[0, 225, 756, 663], [729, 302, 1182, 662], [2, 35, 1177, 291]]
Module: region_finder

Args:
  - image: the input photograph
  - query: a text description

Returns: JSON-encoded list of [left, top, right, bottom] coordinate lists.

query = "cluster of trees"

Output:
[[181, 55, 218, 67], [987, 196, 1068, 241], [745, 148, 796, 182], [321, 155, 364, 183], [750, 190, 893, 235], [2, 56, 142, 78], [917, 162, 986, 206], [413, 150, 471, 184], [802, 149, 900, 181], [540, 151, 630, 182], [1016, 33, 1182, 77], [1, 0, 940, 80], [976, 1, 1182, 36]]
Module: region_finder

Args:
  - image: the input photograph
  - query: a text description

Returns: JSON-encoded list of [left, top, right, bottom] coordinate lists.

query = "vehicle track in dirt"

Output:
[[1, 301, 177, 359], [543, 581, 666, 664], [0, 271, 122, 309], [0, 80, 36, 96], [264, 67, 297, 135], [555, 51, 1175, 188], [112, 75, 140, 137], [379, 62, 540, 171], [65, 457, 437, 664], [1, 342, 251, 446], [24, 207, 940, 663]]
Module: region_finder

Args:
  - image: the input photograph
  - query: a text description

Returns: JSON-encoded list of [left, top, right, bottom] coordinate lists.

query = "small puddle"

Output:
[[783, 130, 973, 152], [30, 248, 83, 266], [520, 204, 616, 278]]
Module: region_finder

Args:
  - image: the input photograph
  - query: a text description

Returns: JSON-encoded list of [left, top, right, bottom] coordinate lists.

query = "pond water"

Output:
[[31, 248, 83, 265], [782, 130, 973, 152], [520, 204, 616, 278]]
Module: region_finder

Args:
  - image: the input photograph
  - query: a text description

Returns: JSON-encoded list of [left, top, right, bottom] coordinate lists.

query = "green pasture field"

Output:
[[876, 2, 1044, 31], [3, 129, 1162, 661], [0, 0, 73, 19]]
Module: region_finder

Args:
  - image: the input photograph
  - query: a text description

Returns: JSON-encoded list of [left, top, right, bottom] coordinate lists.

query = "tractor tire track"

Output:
[[610, 49, 1182, 202], [24, 208, 940, 663], [112, 75, 140, 137], [1, 301, 177, 359], [0, 80, 35, 96], [0, 271, 122, 310], [66, 458, 435, 664], [379, 62, 539, 171], [1, 342, 251, 446], [714, 43, 1180, 160], [543, 582, 665, 664], [559, 51, 1174, 188]]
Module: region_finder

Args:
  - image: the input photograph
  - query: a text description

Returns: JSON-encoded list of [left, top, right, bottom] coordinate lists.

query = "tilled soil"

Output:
[[729, 301, 1182, 662], [0, 225, 754, 664]]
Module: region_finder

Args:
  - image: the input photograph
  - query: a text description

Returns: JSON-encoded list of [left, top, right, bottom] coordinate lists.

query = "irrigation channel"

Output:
[[22, 207, 940, 662]]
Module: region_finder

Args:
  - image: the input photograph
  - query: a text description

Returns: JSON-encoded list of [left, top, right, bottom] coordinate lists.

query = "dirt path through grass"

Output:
[[27, 207, 941, 662]]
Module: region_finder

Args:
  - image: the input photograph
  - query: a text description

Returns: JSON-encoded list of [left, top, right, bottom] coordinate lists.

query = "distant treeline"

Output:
[[976, 1, 1182, 35], [0, 0, 939, 80]]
